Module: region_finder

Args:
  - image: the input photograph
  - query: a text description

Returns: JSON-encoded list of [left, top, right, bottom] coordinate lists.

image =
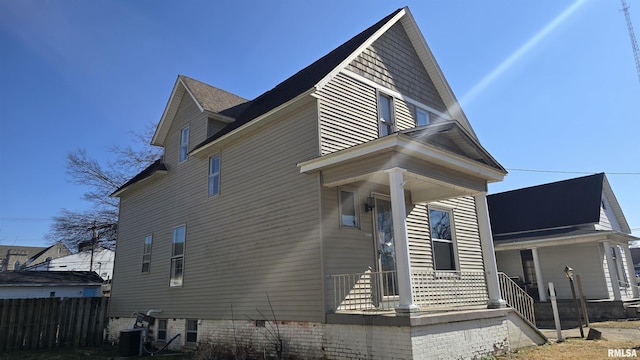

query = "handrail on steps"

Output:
[[498, 272, 536, 325]]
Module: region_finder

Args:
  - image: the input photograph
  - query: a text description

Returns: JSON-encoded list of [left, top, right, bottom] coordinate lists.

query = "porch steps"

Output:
[[624, 299, 640, 317]]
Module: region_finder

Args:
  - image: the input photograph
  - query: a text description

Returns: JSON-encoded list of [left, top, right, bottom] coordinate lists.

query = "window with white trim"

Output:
[[416, 108, 430, 127], [208, 155, 220, 197], [179, 126, 189, 162], [429, 208, 457, 271], [157, 319, 167, 342], [186, 319, 198, 344], [170, 225, 185, 286], [339, 189, 359, 228], [142, 235, 152, 273], [378, 93, 394, 137]]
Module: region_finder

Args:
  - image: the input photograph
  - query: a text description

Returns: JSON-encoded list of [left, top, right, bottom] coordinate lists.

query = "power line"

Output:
[[506, 168, 640, 175]]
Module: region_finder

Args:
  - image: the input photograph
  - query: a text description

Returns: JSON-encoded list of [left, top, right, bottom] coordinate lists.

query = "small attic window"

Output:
[[602, 199, 607, 210]]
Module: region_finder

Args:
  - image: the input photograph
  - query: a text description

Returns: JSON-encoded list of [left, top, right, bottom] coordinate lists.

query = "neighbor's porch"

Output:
[[299, 124, 509, 316]]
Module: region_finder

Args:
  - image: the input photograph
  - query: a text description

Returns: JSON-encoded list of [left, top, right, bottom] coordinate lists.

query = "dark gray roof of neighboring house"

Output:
[[192, 8, 404, 152], [487, 173, 605, 235], [0, 271, 104, 286], [179, 75, 249, 115]]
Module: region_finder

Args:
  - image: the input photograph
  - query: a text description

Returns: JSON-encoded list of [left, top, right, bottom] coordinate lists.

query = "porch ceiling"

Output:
[[298, 126, 507, 203]]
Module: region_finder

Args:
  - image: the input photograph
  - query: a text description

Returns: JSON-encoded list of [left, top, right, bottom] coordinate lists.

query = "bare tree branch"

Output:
[[47, 125, 162, 251]]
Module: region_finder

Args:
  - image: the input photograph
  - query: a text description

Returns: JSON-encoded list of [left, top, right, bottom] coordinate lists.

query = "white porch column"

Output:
[[474, 192, 507, 308], [531, 247, 547, 301], [603, 241, 622, 301], [622, 245, 640, 298], [386, 168, 418, 315]]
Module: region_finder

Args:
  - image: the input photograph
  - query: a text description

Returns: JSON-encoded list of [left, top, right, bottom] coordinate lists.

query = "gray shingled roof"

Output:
[[0, 271, 104, 285], [192, 8, 404, 151], [179, 75, 249, 114], [488, 173, 605, 235]]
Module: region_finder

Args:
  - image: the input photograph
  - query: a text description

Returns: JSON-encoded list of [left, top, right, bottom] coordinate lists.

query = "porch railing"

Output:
[[331, 269, 488, 312], [497, 272, 536, 325]]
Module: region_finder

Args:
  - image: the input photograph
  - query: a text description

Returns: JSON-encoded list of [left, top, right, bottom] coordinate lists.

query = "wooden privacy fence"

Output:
[[0, 297, 109, 351]]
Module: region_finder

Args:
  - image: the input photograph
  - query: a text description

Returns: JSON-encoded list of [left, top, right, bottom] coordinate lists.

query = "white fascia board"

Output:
[[152, 77, 205, 146], [298, 133, 505, 182], [314, 8, 407, 91], [190, 89, 315, 158], [494, 231, 636, 251]]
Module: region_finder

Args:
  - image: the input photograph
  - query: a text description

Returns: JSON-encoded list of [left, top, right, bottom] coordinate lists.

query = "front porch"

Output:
[[330, 269, 488, 313], [299, 123, 509, 316]]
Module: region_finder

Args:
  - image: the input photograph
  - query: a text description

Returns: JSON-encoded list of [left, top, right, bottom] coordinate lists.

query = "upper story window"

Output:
[[378, 93, 395, 137], [208, 155, 220, 197], [416, 108, 431, 127], [339, 189, 359, 228], [429, 208, 457, 271], [179, 126, 189, 163], [170, 225, 186, 287], [142, 235, 152, 273], [13, 261, 20, 270]]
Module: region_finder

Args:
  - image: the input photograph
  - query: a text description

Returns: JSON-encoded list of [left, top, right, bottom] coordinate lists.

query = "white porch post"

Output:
[[386, 167, 418, 315], [622, 245, 640, 298], [474, 192, 507, 308], [603, 240, 622, 301], [531, 247, 547, 301]]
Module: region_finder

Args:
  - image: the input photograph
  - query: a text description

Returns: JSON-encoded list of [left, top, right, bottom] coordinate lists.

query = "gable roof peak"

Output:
[[152, 75, 249, 146]]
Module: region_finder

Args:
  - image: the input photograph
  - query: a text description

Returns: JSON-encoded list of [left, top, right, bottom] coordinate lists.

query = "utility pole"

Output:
[[621, 0, 640, 84], [89, 220, 97, 272]]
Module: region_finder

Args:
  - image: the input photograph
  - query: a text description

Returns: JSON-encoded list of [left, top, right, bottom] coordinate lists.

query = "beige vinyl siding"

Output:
[[322, 185, 486, 308], [596, 194, 622, 232], [317, 73, 378, 155], [346, 22, 447, 113], [111, 95, 324, 322], [407, 203, 431, 269], [318, 22, 452, 157], [394, 97, 414, 131]]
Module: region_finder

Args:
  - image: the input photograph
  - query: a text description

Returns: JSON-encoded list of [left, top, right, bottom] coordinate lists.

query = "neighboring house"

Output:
[[27, 247, 115, 280], [0, 243, 70, 271], [489, 173, 640, 302], [108, 7, 544, 359], [0, 271, 104, 299]]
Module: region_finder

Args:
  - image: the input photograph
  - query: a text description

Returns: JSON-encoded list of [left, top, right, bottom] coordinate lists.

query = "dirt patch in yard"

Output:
[[500, 320, 640, 359]]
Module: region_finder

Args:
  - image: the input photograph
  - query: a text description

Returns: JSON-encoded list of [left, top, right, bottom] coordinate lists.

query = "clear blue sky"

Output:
[[1, 0, 639, 248]]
